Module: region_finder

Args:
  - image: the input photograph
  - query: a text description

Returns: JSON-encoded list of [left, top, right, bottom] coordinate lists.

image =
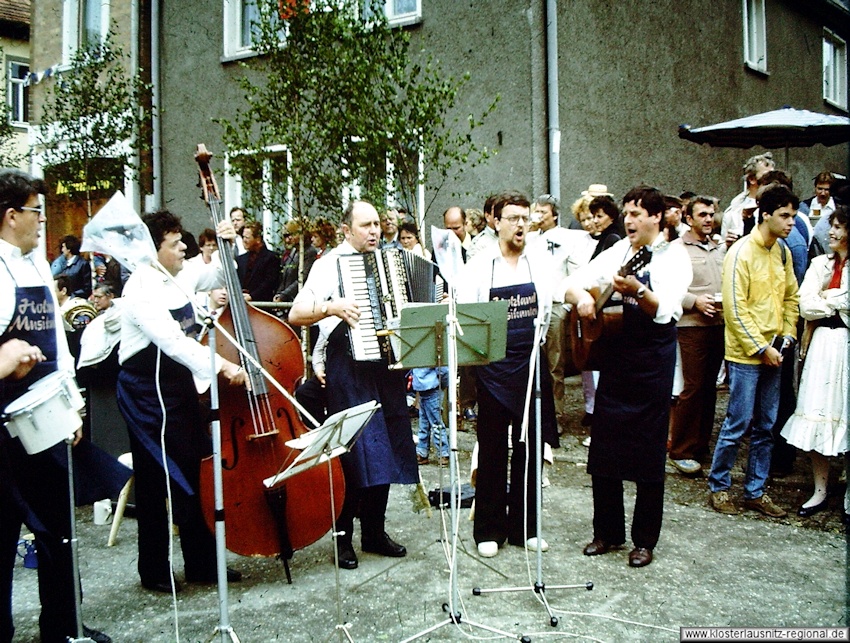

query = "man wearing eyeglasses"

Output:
[[458, 190, 558, 559], [0, 169, 114, 642]]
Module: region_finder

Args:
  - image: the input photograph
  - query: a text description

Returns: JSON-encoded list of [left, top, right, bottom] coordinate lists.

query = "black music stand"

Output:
[[263, 401, 379, 643], [392, 297, 531, 643]]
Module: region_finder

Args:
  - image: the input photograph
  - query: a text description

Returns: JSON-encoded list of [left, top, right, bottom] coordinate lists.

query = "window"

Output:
[[223, 0, 262, 58], [62, 0, 110, 64], [225, 146, 292, 248], [362, 0, 421, 26], [7, 60, 29, 125], [824, 30, 848, 110], [743, 0, 767, 73]]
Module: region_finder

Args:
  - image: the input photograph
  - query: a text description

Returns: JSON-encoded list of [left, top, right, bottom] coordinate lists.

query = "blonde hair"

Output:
[[571, 195, 593, 218]]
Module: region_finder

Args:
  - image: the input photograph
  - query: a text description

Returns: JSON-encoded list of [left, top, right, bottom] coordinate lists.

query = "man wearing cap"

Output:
[[720, 152, 775, 246]]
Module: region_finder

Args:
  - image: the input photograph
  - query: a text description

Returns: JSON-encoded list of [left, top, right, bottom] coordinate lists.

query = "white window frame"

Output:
[[7, 59, 29, 126], [62, 0, 111, 66], [225, 145, 293, 248], [742, 0, 767, 74], [384, 0, 421, 26], [823, 29, 848, 111], [223, 0, 260, 60]]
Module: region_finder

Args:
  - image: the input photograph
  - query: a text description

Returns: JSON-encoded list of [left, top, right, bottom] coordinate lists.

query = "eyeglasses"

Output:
[[19, 206, 43, 215], [502, 214, 530, 226]]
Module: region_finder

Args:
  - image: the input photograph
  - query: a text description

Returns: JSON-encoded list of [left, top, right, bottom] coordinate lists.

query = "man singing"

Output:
[[563, 185, 691, 568]]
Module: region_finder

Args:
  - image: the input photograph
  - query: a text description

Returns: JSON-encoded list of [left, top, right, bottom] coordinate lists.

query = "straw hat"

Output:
[[580, 184, 613, 198]]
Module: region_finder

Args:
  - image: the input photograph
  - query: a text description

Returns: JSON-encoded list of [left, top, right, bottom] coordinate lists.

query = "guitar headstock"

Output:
[[619, 246, 652, 277]]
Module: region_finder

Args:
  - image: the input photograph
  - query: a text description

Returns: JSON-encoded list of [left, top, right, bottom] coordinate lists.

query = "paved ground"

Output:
[[9, 376, 849, 642]]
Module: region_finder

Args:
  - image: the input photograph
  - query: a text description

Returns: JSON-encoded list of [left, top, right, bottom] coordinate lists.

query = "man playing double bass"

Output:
[[563, 186, 691, 568], [117, 210, 246, 593], [289, 200, 418, 570]]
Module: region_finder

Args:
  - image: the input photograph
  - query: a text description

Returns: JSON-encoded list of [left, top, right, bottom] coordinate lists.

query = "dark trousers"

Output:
[[0, 444, 78, 643], [591, 475, 664, 550], [669, 326, 725, 462], [459, 365, 477, 411], [473, 384, 540, 546], [127, 431, 216, 584], [770, 346, 798, 472], [336, 483, 391, 546]]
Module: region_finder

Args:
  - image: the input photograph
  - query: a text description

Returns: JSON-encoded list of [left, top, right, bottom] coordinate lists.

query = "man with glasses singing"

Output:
[[458, 190, 557, 559]]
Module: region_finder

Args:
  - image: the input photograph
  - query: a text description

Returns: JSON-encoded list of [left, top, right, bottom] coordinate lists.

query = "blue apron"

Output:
[[0, 260, 130, 505], [117, 301, 203, 496], [588, 257, 677, 482], [476, 258, 539, 418]]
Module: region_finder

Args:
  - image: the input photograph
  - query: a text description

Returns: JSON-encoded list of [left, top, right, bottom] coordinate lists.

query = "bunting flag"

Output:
[[24, 65, 59, 87]]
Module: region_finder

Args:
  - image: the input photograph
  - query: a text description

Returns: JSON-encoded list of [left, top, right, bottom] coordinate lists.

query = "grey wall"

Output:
[[155, 0, 849, 237]]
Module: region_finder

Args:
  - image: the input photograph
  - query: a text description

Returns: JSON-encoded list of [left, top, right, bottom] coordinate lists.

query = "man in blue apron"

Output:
[[458, 190, 558, 559], [564, 186, 692, 568], [289, 200, 418, 570], [117, 210, 246, 593], [0, 169, 119, 642]]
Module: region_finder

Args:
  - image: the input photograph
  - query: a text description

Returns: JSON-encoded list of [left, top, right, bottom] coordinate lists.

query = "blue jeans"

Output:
[[708, 361, 782, 499], [416, 387, 449, 458]]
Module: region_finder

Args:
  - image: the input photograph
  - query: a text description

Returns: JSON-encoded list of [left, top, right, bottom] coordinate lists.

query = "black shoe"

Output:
[[141, 579, 182, 593], [83, 625, 112, 643], [337, 540, 358, 569], [362, 532, 407, 558], [185, 567, 242, 584], [797, 499, 829, 517]]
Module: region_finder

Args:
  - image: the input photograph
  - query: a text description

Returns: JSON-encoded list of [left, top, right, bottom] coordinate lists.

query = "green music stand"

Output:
[[391, 300, 508, 370]]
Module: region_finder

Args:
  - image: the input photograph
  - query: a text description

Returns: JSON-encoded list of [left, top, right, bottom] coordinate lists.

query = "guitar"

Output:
[[568, 246, 652, 371]]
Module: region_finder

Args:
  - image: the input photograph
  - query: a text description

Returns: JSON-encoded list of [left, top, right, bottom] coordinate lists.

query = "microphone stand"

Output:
[[66, 436, 95, 643], [400, 286, 527, 643], [203, 317, 240, 643], [471, 316, 592, 627]]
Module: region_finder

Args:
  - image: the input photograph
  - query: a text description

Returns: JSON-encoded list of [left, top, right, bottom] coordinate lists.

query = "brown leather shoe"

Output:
[[628, 547, 653, 567], [742, 494, 787, 518], [709, 490, 739, 515], [582, 539, 622, 556]]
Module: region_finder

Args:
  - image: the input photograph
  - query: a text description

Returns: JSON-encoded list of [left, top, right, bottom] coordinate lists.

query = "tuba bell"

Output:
[[62, 298, 98, 331]]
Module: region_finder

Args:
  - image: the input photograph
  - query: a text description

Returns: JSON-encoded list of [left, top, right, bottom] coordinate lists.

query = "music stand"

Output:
[[393, 297, 530, 643], [263, 401, 379, 643]]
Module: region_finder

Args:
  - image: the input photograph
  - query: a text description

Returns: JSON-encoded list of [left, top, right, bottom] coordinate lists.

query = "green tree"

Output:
[[220, 0, 495, 234], [37, 30, 151, 216]]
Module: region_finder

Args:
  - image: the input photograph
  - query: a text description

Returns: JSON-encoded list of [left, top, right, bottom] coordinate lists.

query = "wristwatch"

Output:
[[320, 303, 328, 316], [635, 286, 647, 299]]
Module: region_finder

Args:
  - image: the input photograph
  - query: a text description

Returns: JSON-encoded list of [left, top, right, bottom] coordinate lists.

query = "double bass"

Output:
[[195, 145, 345, 564]]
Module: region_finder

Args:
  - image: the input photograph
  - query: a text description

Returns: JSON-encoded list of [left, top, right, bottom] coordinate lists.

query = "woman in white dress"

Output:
[[781, 206, 848, 519]]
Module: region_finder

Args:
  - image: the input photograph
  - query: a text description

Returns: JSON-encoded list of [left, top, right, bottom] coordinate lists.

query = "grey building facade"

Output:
[[29, 0, 850, 241]]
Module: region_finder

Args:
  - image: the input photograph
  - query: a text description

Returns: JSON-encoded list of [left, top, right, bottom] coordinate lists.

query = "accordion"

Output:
[[337, 247, 441, 362]]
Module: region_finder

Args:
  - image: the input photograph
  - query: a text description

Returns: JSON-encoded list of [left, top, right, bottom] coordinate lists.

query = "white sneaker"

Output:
[[477, 541, 498, 558], [525, 537, 549, 552], [582, 436, 592, 448]]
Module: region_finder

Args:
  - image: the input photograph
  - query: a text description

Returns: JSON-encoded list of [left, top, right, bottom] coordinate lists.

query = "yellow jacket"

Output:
[[722, 227, 799, 364]]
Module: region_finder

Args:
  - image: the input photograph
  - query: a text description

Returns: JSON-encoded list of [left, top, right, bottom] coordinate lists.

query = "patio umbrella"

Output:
[[678, 106, 850, 167]]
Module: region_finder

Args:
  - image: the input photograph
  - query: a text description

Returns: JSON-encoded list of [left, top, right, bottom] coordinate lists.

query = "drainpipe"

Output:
[[150, 0, 162, 210], [545, 0, 560, 203]]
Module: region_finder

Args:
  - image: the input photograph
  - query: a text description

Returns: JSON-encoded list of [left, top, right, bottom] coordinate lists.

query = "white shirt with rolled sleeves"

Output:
[[118, 258, 226, 392], [291, 241, 355, 339], [561, 233, 692, 325]]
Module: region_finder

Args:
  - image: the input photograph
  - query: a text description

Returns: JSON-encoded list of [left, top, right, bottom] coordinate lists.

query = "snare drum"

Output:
[[4, 372, 83, 454]]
